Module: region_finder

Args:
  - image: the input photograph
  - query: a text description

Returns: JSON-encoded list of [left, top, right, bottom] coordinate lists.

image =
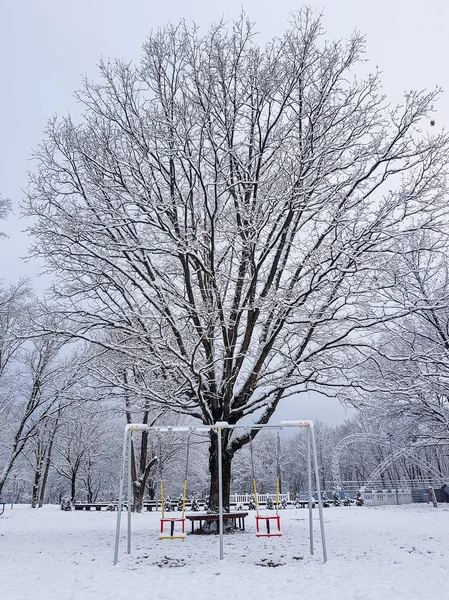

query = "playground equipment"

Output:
[[365, 447, 447, 489], [113, 420, 327, 564], [331, 433, 386, 489], [158, 431, 190, 540], [250, 430, 282, 537], [332, 433, 448, 491]]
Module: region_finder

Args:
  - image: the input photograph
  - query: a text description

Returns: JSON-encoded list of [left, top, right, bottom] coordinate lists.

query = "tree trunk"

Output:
[[128, 408, 158, 513], [208, 430, 232, 511], [133, 479, 144, 513], [86, 479, 93, 503], [132, 457, 158, 513], [0, 452, 19, 498], [31, 467, 41, 508], [38, 428, 57, 508], [70, 472, 76, 504]]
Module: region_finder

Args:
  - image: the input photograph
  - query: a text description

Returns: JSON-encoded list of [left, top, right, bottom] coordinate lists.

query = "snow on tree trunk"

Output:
[[208, 430, 232, 511], [133, 479, 144, 513], [31, 468, 41, 509]]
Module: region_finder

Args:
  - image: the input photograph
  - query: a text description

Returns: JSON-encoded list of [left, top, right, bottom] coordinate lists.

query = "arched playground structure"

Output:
[[113, 420, 327, 565], [331, 433, 448, 491]]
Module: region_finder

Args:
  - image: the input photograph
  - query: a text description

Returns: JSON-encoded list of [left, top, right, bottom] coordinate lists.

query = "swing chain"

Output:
[[249, 433, 260, 517], [181, 432, 191, 518]]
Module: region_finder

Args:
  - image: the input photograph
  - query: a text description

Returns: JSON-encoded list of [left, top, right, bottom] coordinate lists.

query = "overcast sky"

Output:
[[2, 0, 447, 425]]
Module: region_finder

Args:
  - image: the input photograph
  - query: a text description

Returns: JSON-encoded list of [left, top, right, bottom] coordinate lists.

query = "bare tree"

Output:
[[54, 406, 110, 503], [0, 332, 93, 497], [0, 192, 11, 239], [37, 409, 61, 507], [24, 10, 449, 507], [23, 411, 62, 508], [341, 233, 449, 445], [123, 367, 160, 512], [85, 349, 166, 512], [0, 281, 30, 382]]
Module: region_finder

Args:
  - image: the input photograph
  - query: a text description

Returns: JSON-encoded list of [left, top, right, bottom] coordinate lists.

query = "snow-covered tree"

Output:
[[0, 192, 11, 239], [355, 489, 364, 506], [24, 410, 62, 508], [24, 10, 449, 508], [341, 233, 449, 446], [322, 492, 330, 507], [0, 333, 95, 499], [54, 404, 113, 504]]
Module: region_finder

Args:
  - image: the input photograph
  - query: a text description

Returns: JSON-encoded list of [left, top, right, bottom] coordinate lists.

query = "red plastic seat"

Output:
[[159, 517, 186, 540], [255, 515, 282, 537]]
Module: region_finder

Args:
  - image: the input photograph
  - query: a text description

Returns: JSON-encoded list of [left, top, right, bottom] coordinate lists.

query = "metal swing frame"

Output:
[[113, 420, 327, 565]]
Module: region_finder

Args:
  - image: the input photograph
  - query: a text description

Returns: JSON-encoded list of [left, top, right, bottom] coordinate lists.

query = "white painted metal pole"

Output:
[[127, 431, 132, 555], [114, 428, 129, 565], [310, 422, 328, 563], [217, 427, 224, 560], [307, 425, 314, 556]]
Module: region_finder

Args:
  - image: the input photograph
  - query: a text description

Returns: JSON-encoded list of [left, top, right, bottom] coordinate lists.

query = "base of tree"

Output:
[[192, 519, 240, 535]]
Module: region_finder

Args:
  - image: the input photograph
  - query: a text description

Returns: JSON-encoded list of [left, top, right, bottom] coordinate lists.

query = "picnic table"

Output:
[[186, 511, 248, 534]]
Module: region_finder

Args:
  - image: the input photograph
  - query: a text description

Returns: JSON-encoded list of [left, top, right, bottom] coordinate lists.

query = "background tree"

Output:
[[0, 192, 11, 240], [25, 9, 449, 508], [23, 410, 63, 508], [340, 232, 449, 446], [0, 328, 92, 497], [54, 404, 111, 504], [0, 281, 30, 424]]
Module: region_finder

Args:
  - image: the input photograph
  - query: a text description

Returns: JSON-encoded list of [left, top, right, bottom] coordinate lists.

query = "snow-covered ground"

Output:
[[1, 503, 448, 600]]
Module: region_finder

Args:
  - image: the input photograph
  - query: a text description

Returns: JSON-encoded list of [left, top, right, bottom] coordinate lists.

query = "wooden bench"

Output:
[[73, 501, 174, 511], [144, 500, 178, 512], [73, 500, 207, 512], [295, 500, 316, 508], [74, 503, 110, 511], [186, 511, 248, 534]]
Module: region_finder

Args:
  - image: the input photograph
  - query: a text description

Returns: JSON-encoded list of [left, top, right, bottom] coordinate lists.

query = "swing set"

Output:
[[113, 420, 327, 565], [158, 431, 191, 540], [250, 431, 282, 537]]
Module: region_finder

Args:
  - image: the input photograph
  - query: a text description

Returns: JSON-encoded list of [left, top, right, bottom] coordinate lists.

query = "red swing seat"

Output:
[[159, 517, 186, 540], [255, 514, 282, 537]]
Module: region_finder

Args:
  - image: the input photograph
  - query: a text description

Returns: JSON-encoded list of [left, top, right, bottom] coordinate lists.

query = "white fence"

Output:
[[230, 493, 291, 504], [231, 490, 414, 506], [362, 490, 412, 506]]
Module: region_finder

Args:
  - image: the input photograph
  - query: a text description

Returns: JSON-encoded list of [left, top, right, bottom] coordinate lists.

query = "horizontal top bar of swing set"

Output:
[[125, 420, 312, 433]]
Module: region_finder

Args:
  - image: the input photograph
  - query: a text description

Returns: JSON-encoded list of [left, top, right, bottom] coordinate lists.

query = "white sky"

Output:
[[2, 0, 447, 424]]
